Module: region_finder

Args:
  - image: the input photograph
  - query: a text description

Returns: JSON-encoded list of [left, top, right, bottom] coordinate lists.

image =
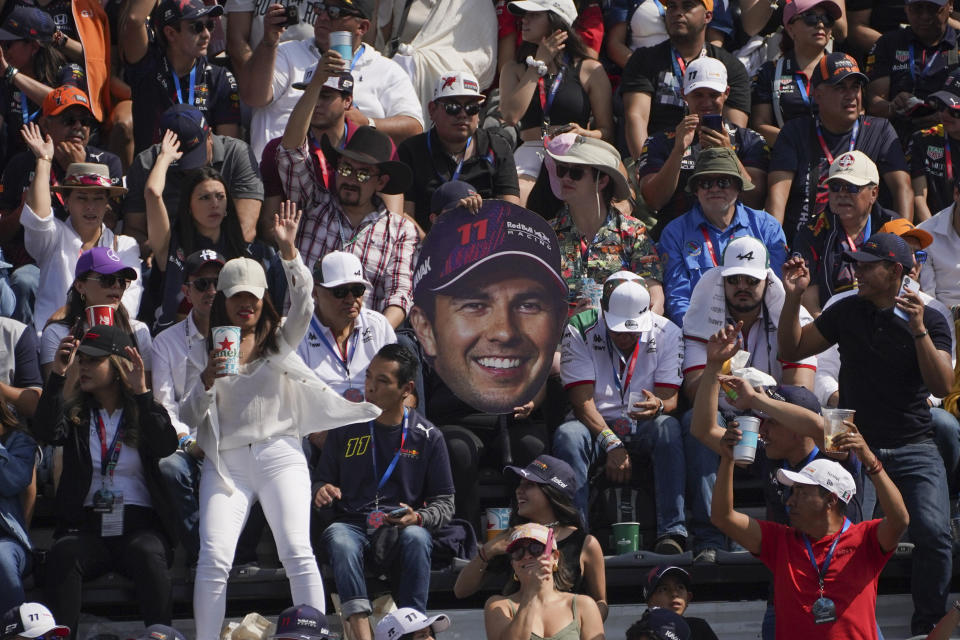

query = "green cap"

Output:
[[685, 147, 754, 193]]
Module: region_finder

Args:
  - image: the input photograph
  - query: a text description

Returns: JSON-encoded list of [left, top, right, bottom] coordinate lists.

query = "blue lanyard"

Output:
[[426, 130, 473, 182], [651, 0, 665, 18], [172, 65, 197, 106], [349, 45, 364, 71], [310, 315, 361, 378], [795, 73, 811, 108], [19, 93, 39, 124], [908, 44, 939, 85], [803, 517, 851, 589], [370, 408, 409, 495]]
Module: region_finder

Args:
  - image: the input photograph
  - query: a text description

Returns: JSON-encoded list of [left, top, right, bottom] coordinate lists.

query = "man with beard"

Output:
[[277, 123, 417, 328]]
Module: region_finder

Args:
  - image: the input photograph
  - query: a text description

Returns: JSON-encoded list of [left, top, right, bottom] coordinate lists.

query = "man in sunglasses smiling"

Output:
[[398, 71, 520, 233], [908, 68, 960, 220]]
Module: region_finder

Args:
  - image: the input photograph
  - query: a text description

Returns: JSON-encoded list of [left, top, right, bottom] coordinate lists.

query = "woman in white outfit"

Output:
[[183, 202, 381, 639]]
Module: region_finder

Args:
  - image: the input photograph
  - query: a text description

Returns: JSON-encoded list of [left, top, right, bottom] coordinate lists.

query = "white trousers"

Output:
[[193, 436, 325, 640]]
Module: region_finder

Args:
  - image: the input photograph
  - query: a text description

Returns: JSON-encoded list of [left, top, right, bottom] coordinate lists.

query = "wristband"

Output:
[[914, 330, 929, 340], [178, 434, 195, 451], [653, 397, 664, 418], [866, 459, 883, 476], [599, 427, 623, 452], [525, 56, 548, 77], [3, 65, 18, 83], [415, 511, 423, 526]]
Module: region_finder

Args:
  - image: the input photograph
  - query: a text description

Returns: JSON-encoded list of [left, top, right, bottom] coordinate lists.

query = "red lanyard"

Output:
[[95, 411, 124, 478], [700, 227, 719, 266], [308, 135, 331, 189], [537, 68, 565, 124], [606, 333, 641, 405], [814, 118, 859, 165]]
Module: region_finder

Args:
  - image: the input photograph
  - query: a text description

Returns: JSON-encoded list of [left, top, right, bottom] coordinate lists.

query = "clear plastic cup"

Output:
[[823, 408, 855, 453]]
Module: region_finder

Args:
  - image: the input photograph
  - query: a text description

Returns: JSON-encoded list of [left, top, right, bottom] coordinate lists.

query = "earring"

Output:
[[81, 293, 86, 303], [512, 572, 519, 582], [552, 563, 558, 573]]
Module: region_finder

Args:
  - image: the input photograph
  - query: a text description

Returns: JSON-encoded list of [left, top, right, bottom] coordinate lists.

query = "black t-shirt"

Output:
[[38, 0, 78, 39], [845, 0, 906, 36], [620, 41, 751, 139], [397, 127, 520, 231], [768, 115, 907, 243], [906, 124, 960, 215], [124, 44, 240, 155], [751, 51, 817, 126], [0, 87, 43, 161], [814, 294, 952, 449], [686, 617, 719, 640]]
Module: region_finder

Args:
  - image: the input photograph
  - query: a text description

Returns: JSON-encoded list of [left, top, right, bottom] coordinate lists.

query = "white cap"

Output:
[[433, 71, 483, 101], [217, 257, 268, 299], [508, 0, 578, 27], [776, 458, 856, 504], [719, 236, 769, 280], [602, 280, 652, 333], [314, 251, 372, 290], [824, 150, 879, 187], [1, 603, 69, 640], [683, 56, 728, 94], [605, 270, 643, 283], [374, 609, 451, 640]]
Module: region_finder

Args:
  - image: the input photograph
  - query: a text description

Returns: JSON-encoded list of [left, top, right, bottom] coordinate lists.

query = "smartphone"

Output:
[[701, 113, 724, 132], [894, 275, 916, 321], [387, 507, 408, 518], [281, 5, 299, 27], [70, 317, 85, 340]]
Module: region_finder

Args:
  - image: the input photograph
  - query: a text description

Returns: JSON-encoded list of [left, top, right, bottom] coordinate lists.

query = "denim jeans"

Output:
[[159, 450, 202, 561], [321, 521, 433, 617], [860, 439, 951, 635], [10, 264, 38, 326], [0, 536, 28, 612], [931, 407, 960, 499]]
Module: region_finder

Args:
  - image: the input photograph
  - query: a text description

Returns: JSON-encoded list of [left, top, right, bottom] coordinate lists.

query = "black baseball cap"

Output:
[[504, 454, 576, 499], [930, 68, 960, 109], [430, 180, 477, 214], [336, 0, 374, 18], [643, 565, 692, 600], [156, 0, 223, 26], [762, 385, 822, 416], [0, 6, 54, 42], [842, 232, 913, 270], [184, 249, 226, 277], [271, 605, 338, 640], [159, 105, 211, 171], [77, 325, 134, 359], [810, 52, 868, 88], [293, 70, 355, 92]]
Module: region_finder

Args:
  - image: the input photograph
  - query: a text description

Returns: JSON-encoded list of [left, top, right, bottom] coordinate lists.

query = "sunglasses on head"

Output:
[[184, 19, 216, 34], [792, 11, 835, 27], [329, 284, 365, 299], [724, 274, 761, 287], [555, 164, 591, 181], [317, 2, 364, 19], [60, 114, 97, 128], [914, 250, 928, 265], [696, 176, 736, 190], [439, 100, 483, 116], [336, 163, 380, 183], [827, 182, 865, 194], [190, 277, 218, 291], [86, 273, 129, 289]]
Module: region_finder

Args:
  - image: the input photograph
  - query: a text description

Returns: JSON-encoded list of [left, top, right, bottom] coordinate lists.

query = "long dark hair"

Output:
[[31, 43, 67, 85], [508, 482, 584, 529], [206, 290, 282, 357], [174, 167, 247, 259], [64, 354, 141, 447], [47, 272, 135, 335], [514, 12, 591, 65]]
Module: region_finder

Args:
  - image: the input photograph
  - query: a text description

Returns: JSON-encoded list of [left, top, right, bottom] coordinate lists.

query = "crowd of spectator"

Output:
[[4, 0, 960, 638]]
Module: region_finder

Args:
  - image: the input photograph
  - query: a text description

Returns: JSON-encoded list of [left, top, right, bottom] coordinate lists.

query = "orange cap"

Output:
[[877, 218, 934, 249], [701, 0, 714, 11], [42, 86, 94, 118]]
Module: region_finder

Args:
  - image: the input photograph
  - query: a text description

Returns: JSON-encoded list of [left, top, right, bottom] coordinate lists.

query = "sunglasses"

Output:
[[439, 100, 483, 116], [184, 19, 216, 34], [60, 114, 97, 128], [827, 182, 865, 194], [329, 284, 365, 299], [190, 277, 218, 291], [86, 274, 129, 289], [317, 2, 364, 19], [337, 163, 379, 183], [724, 275, 761, 287], [696, 176, 736, 190], [914, 250, 928, 265], [942, 107, 960, 119], [555, 164, 591, 181], [792, 11, 835, 27], [509, 541, 548, 561]]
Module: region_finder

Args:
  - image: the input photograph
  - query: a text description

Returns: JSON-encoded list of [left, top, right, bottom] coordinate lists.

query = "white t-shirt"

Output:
[[84, 407, 152, 508], [918, 205, 960, 309], [41, 319, 154, 371], [295, 309, 396, 399], [250, 40, 425, 158], [560, 310, 683, 424], [223, 0, 314, 51], [21, 203, 142, 338]]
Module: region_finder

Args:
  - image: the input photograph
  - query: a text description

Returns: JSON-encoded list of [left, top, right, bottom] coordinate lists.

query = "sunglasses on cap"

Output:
[[696, 176, 736, 190], [724, 275, 761, 287], [827, 182, 865, 194], [329, 284, 365, 299], [791, 11, 836, 27], [439, 100, 483, 116], [190, 277, 218, 291], [317, 2, 364, 18], [184, 19, 216, 34], [914, 250, 928, 265], [555, 164, 592, 181], [86, 273, 129, 289], [336, 163, 380, 183]]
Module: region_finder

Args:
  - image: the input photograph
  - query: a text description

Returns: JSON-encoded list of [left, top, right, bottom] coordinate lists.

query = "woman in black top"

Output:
[[34, 326, 177, 638]]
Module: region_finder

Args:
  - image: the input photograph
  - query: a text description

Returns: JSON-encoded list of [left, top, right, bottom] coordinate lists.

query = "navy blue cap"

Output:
[[0, 5, 54, 41], [135, 625, 187, 640], [630, 608, 690, 640], [430, 180, 477, 214], [412, 200, 567, 303], [810, 53, 868, 88], [643, 566, 692, 601], [57, 64, 88, 92], [272, 605, 338, 640], [764, 385, 822, 416], [156, 0, 223, 26], [159, 104, 210, 170], [505, 454, 576, 499], [842, 232, 913, 270], [185, 249, 226, 277]]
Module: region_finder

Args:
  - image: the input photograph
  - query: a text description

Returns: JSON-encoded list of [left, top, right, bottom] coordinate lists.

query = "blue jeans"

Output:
[[860, 439, 951, 635], [321, 522, 433, 617], [931, 407, 960, 499], [0, 536, 28, 612], [10, 264, 38, 325], [159, 450, 202, 561]]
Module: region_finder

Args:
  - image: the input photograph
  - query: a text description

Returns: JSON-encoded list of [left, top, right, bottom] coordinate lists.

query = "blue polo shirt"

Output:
[[658, 201, 787, 326]]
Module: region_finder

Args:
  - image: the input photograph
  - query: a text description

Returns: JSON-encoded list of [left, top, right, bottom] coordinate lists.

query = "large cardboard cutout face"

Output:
[[409, 201, 568, 414]]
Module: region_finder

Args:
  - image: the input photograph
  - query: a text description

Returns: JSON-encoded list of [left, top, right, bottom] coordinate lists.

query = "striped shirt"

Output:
[[277, 142, 419, 314]]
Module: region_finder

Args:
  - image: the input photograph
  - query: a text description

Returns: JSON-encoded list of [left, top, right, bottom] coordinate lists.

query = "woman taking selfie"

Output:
[[182, 203, 380, 640]]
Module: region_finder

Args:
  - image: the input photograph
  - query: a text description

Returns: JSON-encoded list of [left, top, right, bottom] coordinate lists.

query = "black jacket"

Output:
[[32, 373, 179, 544]]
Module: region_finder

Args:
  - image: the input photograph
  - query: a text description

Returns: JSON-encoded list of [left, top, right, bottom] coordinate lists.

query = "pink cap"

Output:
[[782, 0, 843, 26]]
